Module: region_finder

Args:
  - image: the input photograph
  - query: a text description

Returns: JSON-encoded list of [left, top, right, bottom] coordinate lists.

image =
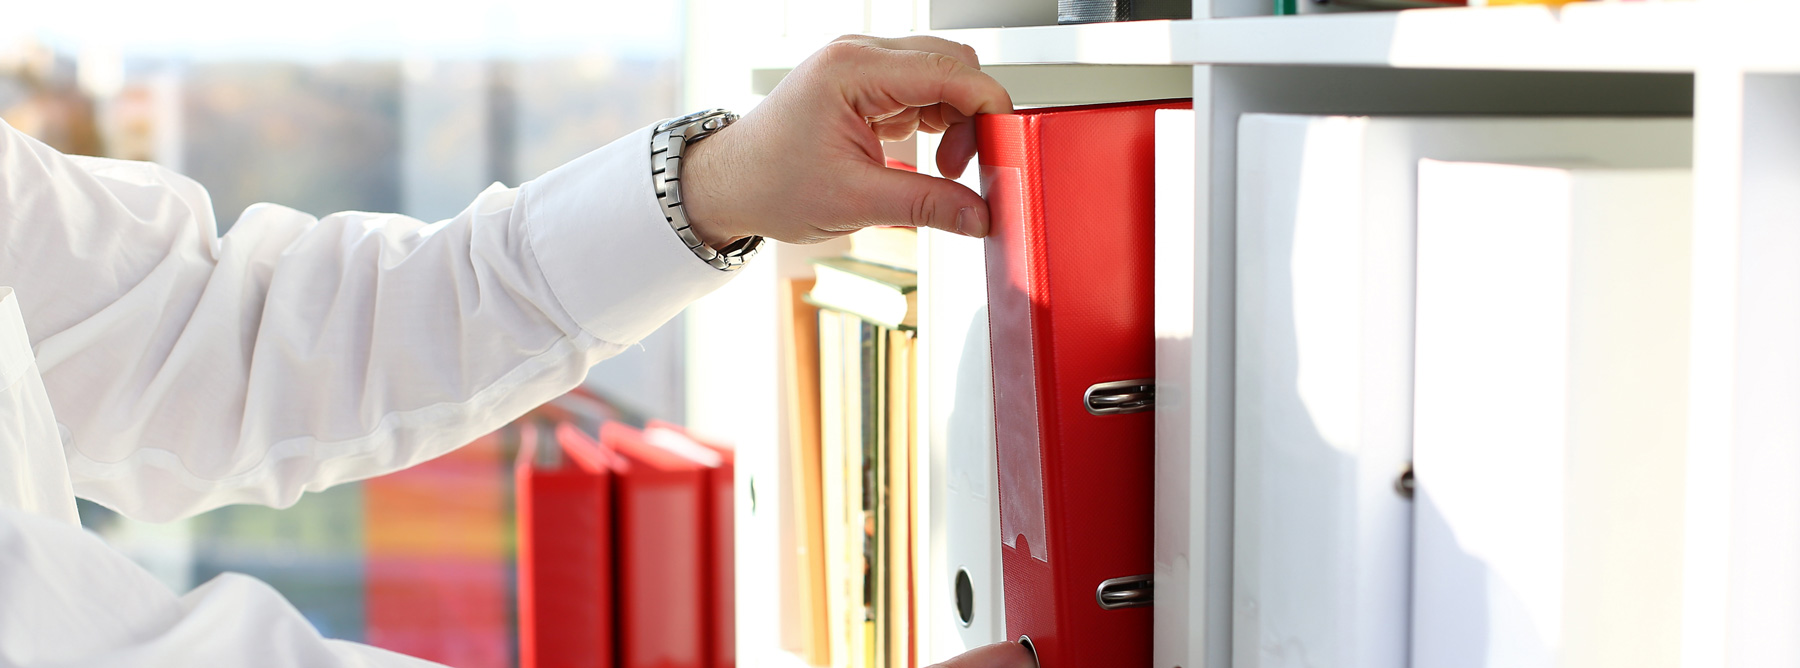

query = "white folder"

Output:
[[1234, 114, 1690, 668], [917, 135, 1007, 661], [1411, 160, 1690, 668]]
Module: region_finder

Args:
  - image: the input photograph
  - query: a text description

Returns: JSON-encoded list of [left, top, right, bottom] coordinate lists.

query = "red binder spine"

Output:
[[608, 422, 713, 668], [648, 420, 737, 668], [980, 99, 1186, 668], [517, 422, 617, 668]]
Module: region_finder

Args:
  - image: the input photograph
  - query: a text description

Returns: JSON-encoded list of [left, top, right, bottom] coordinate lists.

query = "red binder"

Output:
[[979, 99, 1188, 668], [606, 421, 719, 668], [646, 420, 737, 668], [517, 422, 620, 668]]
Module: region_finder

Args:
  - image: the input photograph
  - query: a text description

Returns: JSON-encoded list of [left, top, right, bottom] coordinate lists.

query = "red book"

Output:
[[606, 421, 719, 668], [979, 99, 1189, 667], [647, 420, 737, 668], [517, 422, 620, 668]]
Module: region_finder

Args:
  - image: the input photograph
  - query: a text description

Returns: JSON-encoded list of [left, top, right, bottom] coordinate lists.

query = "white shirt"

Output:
[[0, 117, 735, 666]]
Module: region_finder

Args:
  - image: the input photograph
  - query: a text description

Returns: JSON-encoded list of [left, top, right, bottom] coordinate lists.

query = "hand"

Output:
[[928, 641, 1037, 668], [680, 35, 1014, 246]]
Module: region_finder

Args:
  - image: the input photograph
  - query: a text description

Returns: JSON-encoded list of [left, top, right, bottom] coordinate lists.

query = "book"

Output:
[[818, 308, 849, 668], [782, 278, 831, 667], [1233, 114, 1691, 668], [808, 257, 919, 330], [1411, 160, 1690, 668], [884, 329, 916, 668], [854, 317, 880, 668], [848, 227, 919, 273]]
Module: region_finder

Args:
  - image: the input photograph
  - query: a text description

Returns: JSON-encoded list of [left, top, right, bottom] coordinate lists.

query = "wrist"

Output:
[[676, 128, 742, 249], [652, 109, 762, 271]]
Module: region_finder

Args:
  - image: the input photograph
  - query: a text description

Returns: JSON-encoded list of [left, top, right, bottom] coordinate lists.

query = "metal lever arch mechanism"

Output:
[[1083, 379, 1156, 416], [1096, 574, 1154, 610]]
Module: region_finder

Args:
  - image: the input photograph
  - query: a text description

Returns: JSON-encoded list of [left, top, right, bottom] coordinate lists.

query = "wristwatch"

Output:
[[652, 109, 763, 271]]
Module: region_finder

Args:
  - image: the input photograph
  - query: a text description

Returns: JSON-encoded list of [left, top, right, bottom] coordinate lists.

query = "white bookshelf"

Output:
[[679, 1, 1800, 667]]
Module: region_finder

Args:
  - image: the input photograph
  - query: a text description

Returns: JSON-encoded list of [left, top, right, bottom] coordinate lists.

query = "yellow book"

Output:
[[818, 309, 848, 668], [884, 330, 916, 668], [782, 278, 830, 666]]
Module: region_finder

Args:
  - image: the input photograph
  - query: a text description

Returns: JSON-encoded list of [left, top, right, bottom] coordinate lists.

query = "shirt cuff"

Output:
[[519, 123, 740, 346]]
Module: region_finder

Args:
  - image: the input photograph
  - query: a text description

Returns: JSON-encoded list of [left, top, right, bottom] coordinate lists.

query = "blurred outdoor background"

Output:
[[4, 2, 688, 665]]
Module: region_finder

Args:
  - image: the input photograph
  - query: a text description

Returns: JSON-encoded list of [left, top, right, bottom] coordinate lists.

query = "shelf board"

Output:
[[757, 20, 1191, 68], [931, 19, 1188, 65], [753, 64, 1192, 105], [1181, 3, 1700, 72]]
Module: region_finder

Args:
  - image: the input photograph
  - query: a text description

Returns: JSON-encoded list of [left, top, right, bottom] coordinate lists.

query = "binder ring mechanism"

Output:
[[1096, 574, 1154, 610], [1083, 379, 1156, 416]]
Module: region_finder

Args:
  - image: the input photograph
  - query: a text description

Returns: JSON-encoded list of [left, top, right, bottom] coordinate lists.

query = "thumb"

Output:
[[857, 164, 992, 238]]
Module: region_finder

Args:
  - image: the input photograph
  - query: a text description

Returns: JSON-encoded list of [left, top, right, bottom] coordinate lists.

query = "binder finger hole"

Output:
[[954, 567, 975, 627], [1018, 635, 1039, 667]]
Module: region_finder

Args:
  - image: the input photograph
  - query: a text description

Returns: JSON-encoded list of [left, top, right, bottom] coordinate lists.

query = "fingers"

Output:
[[862, 34, 983, 70], [871, 106, 923, 142], [822, 40, 1013, 121], [937, 119, 979, 180], [927, 641, 1037, 668], [855, 161, 991, 238]]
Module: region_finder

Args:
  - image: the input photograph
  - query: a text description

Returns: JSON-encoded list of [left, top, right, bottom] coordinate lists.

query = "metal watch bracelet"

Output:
[[651, 109, 762, 271]]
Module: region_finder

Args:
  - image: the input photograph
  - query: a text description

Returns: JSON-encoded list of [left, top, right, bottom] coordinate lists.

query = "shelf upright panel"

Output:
[[1153, 93, 1207, 668], [1684, 69, 1800, 668]]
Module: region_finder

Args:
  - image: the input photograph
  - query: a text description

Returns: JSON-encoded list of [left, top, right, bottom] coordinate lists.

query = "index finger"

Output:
[[863, 35, 984, 70], [835, 44, 1014, 120]]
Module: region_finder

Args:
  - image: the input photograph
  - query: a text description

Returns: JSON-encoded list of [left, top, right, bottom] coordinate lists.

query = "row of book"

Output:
[[1233, 113, 1691, 667], [783, 227, 922, 668]]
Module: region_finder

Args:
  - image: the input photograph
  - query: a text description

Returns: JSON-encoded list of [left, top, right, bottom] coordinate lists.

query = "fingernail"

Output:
[[956, 206, 985, 237]]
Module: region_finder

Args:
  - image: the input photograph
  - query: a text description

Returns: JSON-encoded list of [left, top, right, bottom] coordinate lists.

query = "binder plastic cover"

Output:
[[606, 421, 717, 668], [517, 423, 619, 668], [979, 98, 1190, 668]]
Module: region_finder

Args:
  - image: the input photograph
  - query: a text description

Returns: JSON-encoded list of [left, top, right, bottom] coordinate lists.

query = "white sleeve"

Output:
[[0, 507, 447, 666], [0, 118, 736, 522]]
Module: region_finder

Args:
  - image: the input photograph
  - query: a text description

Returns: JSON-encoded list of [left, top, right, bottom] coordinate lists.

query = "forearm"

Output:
[[0, 120, 733, 521]]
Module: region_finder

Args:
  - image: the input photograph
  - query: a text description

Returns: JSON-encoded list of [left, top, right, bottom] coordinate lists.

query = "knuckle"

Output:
[[924, 51, 964, 80], [910, 184, 943, 229], [958, 43, 981, 67], [819, 39, 869, 67]]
